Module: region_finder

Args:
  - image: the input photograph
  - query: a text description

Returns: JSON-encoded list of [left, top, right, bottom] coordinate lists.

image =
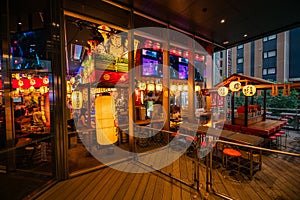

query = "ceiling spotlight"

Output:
[[223, 41, 229, 45], [220, 19, 226, 24], [243, 34, 248, 38]]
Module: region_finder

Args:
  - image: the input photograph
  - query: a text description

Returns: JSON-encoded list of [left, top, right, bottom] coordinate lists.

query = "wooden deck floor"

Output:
[[35, 136, 300, 200]]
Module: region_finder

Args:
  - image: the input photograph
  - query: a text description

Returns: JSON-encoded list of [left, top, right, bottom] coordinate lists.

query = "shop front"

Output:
[[1, 0, 212, 198], [0, 0, 62, 198]]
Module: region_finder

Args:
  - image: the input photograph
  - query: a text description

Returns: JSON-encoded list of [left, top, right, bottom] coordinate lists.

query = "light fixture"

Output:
[[223, 41, 229, 45], [242, 85, 256, 96], [243, 34, 248, 38], [177, 84, 183, 91], [67, 81, 73, 94], [220, 19, 226, 24], [229, 81, 241, 92], [183, 85, 188, 91], [147, 82, 155, 91], [139, 82, 146, 91], [218, 86, 229, 96], [171, 84, 177, 92], [156, 83, 163, 92]]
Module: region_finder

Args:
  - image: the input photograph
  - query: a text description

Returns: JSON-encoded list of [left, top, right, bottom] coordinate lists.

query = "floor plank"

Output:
[[35, 134, 300, 200]]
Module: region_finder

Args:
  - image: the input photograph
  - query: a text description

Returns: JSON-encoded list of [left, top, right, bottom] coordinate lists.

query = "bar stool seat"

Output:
[[222, 148, 242, 182], [274, 132, 282, 149], [223, 148, 242, 157], [269, 135, 277, 148], [278, 130, 287, 148]]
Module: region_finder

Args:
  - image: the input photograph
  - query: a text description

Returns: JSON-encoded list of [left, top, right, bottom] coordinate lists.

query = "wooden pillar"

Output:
[[128, 10, 135, 152], [263, 89, 267, 121], [231, 92, 235, 125], [188, 49, 195, 122], [162, 29, 170, 131], [245, 96, 248, 127]]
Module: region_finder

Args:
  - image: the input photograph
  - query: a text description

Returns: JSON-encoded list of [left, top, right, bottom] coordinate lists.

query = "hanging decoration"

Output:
[[242, 85, 256, 96], [147, 82, 155, 91], [177, 85, 183, 91], [156, 83, 163, 92], [271, 85, 278, 96], [183, 85, 188, 91], [217, 86, 229, 96], [72, 91, 83, 109], [229, 81, 241, 92], [282, 84, 290, 96]]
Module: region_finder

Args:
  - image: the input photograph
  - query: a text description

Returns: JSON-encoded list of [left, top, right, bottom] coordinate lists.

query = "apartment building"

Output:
[[214, 27, 300, 84]]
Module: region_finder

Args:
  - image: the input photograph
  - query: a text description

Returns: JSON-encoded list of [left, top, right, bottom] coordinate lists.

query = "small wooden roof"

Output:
[[214, 73, 275, 88]]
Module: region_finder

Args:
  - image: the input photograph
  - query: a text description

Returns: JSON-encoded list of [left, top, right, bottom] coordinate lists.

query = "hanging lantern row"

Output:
[[12, 76, 49, 89], [144, 40, 162, 51], [95, 87, 117, 94], [218, 81, 257, 97]]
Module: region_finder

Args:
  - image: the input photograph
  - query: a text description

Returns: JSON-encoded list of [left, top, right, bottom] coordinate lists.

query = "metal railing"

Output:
[[131, 125, 300, 199]]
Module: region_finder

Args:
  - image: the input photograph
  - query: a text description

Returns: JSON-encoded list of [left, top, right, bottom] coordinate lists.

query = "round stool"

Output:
[[269, 135, 277, 149], [279, 130, 287, 148], [274, 132, 282, 149], [222, 148, 242, 173]]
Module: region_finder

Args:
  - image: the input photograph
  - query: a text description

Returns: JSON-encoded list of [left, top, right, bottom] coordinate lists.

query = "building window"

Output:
[[263, 67, 276, 75], [268, 68, 276, 74], [237, 58, 243, 64], [263, 50, 276, 58], [263, 34, 277, 42], [263, 68, 267, 75], [237, 45, 244, 49]]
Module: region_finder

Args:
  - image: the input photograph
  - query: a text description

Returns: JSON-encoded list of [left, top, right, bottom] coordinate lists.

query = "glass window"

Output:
[[237, 58, 243, 64], [268, 68, 276, 74], [263, 34, 277, 42], [237, 45, 244, 49], [263, 50, 276, 58], [268, 50, 276, 57], [263, 37, 268, 42], [268, 34, 277, 40], [263, 68, 267, 75]]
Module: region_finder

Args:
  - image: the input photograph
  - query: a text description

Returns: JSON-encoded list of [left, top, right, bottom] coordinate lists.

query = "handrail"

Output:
[[216, 139, 300, 157], [0, 135, 53, 154]]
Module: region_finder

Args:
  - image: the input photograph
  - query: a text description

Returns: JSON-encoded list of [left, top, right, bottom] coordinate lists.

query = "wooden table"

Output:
[[241, 119, 286, 136], [220, 132, 264, 179]]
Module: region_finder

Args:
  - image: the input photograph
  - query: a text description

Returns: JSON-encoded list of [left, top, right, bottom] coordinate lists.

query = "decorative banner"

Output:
[[135, 89, 142, 106], [72, 91, 83, 109], [201, 89, 210, 96], [242, 85, 256, 96], [211, 93, 217, 108], [271, 85, 278, 96], [282, 84, 290, 96], [217, 86, 229, 96], [229, 81, 241, 92], [218, 95, 225, 107]]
